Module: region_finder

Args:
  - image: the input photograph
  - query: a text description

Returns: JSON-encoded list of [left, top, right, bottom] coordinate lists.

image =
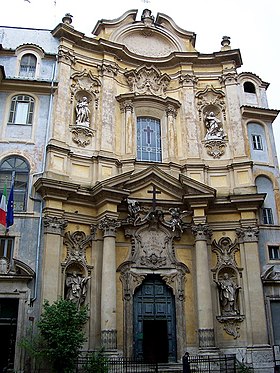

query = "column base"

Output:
[[198, 328, 216, 349], [101, 329, 117, 350]]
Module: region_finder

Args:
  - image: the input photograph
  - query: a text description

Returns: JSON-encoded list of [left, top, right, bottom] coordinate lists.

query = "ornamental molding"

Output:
[[63, 228, 95, 267], [203, 139, 227, 158], [70, 126, 95, 147], [70, 69, 101, 107], [212, 237, 239, 271], [261, 265, 280, 282], [217, 316, 245, 339], [124, 65, 171, 96], [196, 85, 226, 121]]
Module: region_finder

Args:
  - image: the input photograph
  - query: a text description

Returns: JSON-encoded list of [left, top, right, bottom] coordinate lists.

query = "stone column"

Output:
[[42, 215, 67, 303], [236, 226, 268, 345], [192, 223, 216, 349], [99, 217, 121, 349]]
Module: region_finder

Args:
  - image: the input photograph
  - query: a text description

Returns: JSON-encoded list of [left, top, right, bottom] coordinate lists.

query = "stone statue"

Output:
[[66, 271, 90, 307], [216, 272, 241, 315], [76, 96, 90, 126], [204, 111, 225, 140]]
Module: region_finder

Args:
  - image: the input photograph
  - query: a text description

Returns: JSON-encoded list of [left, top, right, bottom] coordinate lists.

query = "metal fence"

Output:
[[77, 356, 158, 372], [182, 353, 237, 373]]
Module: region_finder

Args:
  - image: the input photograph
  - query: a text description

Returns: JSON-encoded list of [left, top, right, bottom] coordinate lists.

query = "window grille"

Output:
[[137, 117, 162, 162]]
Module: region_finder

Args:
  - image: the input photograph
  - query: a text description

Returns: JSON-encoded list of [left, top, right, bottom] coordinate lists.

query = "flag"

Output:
[[6, 174, 14, 230], [0, 181, 7, 228]]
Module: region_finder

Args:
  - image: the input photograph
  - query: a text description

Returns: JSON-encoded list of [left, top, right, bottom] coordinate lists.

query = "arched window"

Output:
[[0, 156, 30, 211], [244, 81, 256, 94], [137, 117, 162, 162], [8, 95, 34, 125], [19, 53, 37, 77]]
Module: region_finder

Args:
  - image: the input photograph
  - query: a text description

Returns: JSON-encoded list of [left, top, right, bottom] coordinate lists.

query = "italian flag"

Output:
[[0, 182, 7, 228]]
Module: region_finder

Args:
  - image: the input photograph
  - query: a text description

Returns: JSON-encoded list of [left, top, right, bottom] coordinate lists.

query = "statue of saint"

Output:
[[66, 271, 90, 307], [204, 111, 225, 140], [216, 272, 241, 315], [76, 96, 90, 126]]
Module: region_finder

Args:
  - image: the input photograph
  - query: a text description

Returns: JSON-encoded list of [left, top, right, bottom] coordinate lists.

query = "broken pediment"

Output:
[[92, 9, 196, 58]]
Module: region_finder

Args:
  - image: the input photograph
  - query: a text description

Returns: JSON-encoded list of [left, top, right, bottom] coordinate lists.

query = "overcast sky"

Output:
[[1, 0, 279, 161]]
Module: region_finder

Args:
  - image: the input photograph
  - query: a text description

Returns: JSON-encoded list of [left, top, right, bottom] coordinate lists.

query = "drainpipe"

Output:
[[30, 55, 57, 303]]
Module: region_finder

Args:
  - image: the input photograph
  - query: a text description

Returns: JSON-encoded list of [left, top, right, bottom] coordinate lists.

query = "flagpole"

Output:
[[6, 171, 15, 234]]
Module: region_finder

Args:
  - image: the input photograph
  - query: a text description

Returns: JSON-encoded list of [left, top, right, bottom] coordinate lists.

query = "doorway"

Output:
[[0, 299, 18, 373], [133, 275, 177, 362], [143, 319, 168, 362]]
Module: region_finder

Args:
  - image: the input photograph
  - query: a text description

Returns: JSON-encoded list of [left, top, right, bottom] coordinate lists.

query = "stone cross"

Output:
[[148, 185, 161, 210]]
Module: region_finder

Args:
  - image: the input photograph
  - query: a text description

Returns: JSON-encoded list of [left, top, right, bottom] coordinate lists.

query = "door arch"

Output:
[[133, 275, 177, 362]]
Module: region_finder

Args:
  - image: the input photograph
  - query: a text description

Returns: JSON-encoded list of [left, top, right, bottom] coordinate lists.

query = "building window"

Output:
[[137, 117, 162, 162], [244, 81, 256, 94], [0, 237, 14, 261], [8, 95, 34, 125], [0, 156, 30, 212], [19, 53, 37, 77], [252, 134, 263, 150], [268, 246, 280, 260], [262, 208, 274, 225]]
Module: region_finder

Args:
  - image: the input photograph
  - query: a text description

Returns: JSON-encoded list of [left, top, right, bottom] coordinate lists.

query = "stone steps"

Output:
[[157, 363, 183, 372]]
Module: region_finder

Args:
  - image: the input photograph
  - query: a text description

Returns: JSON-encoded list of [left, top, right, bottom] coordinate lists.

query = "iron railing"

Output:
[[77, 356, 158, 372], [182, 353, 237, 373]]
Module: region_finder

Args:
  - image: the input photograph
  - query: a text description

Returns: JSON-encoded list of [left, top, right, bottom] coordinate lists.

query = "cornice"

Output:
[[241, 105, 279, 122], [0, 78, 58, 93]]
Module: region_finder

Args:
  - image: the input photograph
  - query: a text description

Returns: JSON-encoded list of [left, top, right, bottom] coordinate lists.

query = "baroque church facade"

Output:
[[0, 9, 280, 372]]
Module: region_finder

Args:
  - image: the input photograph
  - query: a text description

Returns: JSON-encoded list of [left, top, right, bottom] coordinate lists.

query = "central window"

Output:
[[137, 117, 162, 162]]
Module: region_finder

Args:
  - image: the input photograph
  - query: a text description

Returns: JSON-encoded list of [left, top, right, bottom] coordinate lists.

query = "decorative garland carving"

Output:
[[63, 228, 95, 267]]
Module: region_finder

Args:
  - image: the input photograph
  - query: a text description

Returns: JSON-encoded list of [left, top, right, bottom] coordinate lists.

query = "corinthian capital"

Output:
[[191, 223, 212, 241], [99, 217, 121, 237], [43, 215, 68, 236], [236, 226, 259, 243]]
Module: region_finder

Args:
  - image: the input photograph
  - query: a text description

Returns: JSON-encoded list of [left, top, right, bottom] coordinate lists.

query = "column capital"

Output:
[[236, 226, 259, 243], [43, 215, 68, 236], [99, 217, 121, 237], [191, 223, 212, 241], [120, 99, 134, 113]]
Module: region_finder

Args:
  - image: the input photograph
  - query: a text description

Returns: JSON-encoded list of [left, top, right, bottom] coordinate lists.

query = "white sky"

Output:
[[1, 0, 280, 161]]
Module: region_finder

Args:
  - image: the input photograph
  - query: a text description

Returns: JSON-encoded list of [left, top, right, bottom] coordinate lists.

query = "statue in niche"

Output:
[[215, 272, 241, 316], [76, 96, 90, 126], [65, 271, 90, 308], [204, 111, 225, 140]]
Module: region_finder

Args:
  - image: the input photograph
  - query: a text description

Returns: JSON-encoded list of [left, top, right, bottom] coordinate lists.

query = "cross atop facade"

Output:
[[148, 184, 161, 210]]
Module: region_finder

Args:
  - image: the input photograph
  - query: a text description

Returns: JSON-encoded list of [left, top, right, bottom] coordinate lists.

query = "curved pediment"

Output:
[[92, 9, 196, 57]]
